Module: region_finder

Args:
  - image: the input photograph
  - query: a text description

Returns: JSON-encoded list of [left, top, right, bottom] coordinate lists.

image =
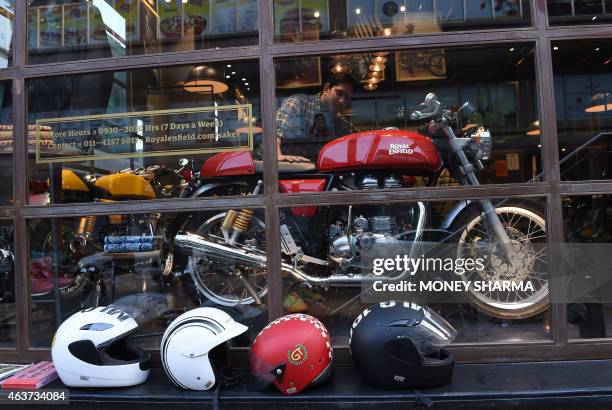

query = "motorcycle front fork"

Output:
[[443, 125, 516, 265]]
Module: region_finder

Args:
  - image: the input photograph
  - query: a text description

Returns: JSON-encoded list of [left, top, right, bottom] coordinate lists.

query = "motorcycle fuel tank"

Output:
[[317, 129, 442, 173], [61, 169, 90, 192], [201, 151, 256, 177], [95, 173, 156, 199]]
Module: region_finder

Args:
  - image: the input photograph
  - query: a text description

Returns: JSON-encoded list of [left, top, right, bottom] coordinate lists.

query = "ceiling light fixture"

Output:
[[526, 120, 540, 136], [585, 92, 612, 113], [183, 65, 228, 94], [331, 63, 345, 74]]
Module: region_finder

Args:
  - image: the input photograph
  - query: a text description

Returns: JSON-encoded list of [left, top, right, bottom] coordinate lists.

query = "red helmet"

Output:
[[250, 314, 333, 395]]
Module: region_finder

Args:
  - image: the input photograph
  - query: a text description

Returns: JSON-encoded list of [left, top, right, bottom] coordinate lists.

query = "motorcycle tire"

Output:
[[181, 211, 268, 307], [450, 199, 549, 320]]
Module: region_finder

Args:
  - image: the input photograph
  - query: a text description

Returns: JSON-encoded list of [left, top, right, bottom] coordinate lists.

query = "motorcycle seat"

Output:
[[253, 160, 317, 174]]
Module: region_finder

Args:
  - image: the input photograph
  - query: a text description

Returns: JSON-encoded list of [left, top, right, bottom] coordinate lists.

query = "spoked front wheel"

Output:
[[453, 202, 548, 319]]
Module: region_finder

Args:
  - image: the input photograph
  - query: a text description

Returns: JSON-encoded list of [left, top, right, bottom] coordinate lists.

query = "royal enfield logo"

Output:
[[389, 143, 414, 155], [287, 344, 308, 365]]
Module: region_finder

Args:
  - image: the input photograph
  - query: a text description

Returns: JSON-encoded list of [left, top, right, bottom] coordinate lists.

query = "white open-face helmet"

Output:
[[51, 305, 151, 387], [161, 307, 248, 390]]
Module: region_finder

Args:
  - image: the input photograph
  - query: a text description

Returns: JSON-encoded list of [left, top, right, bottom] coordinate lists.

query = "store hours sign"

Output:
[[34, 104, 254, 164]]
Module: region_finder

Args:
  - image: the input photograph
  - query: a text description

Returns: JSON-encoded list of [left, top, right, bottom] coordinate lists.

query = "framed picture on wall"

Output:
[[274, 0, 327, 42], [158, 0, 182, 39], [63, 3, 88, 47], [276, 56, 322, 89], [237, 0, 259, 32], [395, 48, 446, 81], [211, 0, 237, 34], [184, 0, 209, 38]]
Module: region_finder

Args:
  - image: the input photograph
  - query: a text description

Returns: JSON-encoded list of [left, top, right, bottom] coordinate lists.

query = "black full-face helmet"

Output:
[[349, 301, 457, 389]]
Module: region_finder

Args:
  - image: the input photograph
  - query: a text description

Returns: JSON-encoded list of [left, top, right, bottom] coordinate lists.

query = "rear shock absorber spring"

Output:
[[79, 216, 97, 235], [71, 216, 96, 252], [229, 209, 254, 245]]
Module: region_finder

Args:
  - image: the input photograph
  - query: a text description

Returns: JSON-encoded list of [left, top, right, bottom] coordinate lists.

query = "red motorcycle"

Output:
[[173, 93, 548, 320]]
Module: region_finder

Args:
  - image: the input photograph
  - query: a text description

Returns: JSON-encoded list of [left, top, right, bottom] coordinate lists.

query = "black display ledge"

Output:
[[6, 359, 612, 409]]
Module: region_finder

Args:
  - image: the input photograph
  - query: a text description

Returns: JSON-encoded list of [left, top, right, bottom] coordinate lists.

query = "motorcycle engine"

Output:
[[329, 175, 419, 273]]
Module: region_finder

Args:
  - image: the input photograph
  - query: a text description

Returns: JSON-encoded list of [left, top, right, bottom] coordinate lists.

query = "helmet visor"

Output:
[[412, 308, 457, 356], [249, 351, 283, 390]]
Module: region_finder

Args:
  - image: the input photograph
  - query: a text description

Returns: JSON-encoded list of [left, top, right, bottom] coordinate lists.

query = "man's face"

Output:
[[321, 83, 353, 113]]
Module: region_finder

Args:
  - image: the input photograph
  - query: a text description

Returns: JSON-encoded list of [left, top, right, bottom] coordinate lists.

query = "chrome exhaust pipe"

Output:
[[174, 233, 267, 269], [175, 232, 418, 287]]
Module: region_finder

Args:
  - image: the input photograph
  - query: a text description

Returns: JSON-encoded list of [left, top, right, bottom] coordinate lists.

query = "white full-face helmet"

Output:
[[161, 307, 248, 390], [51, 305, 151, 387]]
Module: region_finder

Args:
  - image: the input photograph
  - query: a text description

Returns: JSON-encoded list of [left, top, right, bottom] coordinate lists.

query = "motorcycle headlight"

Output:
[[469, 127, 493, 161]]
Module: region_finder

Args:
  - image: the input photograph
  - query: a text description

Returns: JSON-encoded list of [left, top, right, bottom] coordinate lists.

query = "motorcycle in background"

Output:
[[28, 162, 189, 306]]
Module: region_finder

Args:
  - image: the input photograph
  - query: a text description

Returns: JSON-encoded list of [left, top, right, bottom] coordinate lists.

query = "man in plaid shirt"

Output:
[[275, 73, 358, 163]]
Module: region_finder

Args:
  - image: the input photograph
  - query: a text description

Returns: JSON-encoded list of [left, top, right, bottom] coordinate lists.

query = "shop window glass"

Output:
[[278, 197, 550, 345], [27, 61, 262, 205], [27, 0, 259, 64], [553, 39, 612, 181], [0, 1, 14, 68], [273, 0, 531, 43], [548, 0, 612, 25], [0, 81, 12, 205], [0, 222, 15, 347], [563, 194, 612, 340], [29, 208, 268, 348], [273, 44, 542, 192]]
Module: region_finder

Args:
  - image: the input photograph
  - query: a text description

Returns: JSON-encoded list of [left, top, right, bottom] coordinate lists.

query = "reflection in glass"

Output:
[[0, 223, 14, 347], [563, 195, 612, 339], [548, 0, 612, 25], [27, 0, 259, 64], [279, 198, 549, 345], [0, 81, 12, 205], [27, 61, 261, 205], [29, 209, 268, 348], [273, 44, 542, 187], [553, 39, 612, 181], [273, 0, 530, 43], [0, 1, 14, 68]]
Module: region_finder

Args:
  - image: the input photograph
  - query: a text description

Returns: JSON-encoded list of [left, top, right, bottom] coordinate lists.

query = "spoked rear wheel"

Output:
[[187, 212, 268, 306]]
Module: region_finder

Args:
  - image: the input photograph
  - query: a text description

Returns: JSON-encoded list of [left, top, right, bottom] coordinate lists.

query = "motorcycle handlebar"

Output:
[[410, 98, 443, 122]]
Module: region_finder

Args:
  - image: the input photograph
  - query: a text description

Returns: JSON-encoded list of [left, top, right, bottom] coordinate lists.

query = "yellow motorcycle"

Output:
[[29, 164, 187, 305]]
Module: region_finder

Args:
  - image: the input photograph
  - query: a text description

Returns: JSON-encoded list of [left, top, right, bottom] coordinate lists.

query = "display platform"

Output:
[[4, 359, 612, 409]]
